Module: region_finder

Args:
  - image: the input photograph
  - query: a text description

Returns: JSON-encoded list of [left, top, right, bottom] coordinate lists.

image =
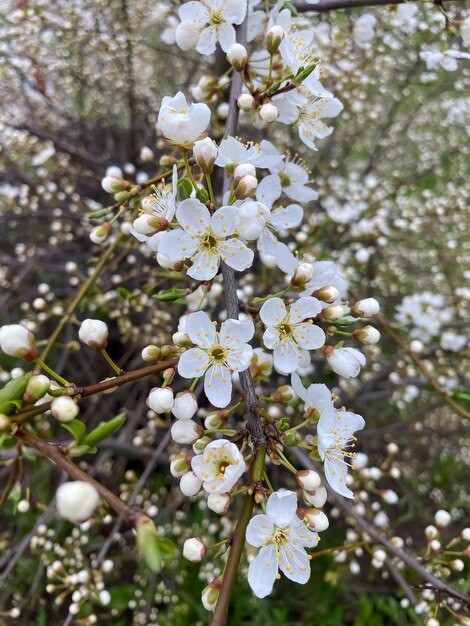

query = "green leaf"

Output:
[[61, 419, 87, 443], [177, 178, 193, 201], [156, 536, 176, 560], [195, 187, 209, 204], [117, 287, 134, 300], [82, 412, 126, 447], [153, 287, 188, 302], [0, 373, 32, 415], [136, 516, 163, 573]]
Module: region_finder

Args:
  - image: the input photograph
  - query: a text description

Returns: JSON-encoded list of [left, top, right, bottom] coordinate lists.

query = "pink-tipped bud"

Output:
[[172, 331, 192, 347], [226, 43, 248, 71], [23, 374, 50, 403], [193, 137, 218, 175], [0, 324, 38, 361], [321, 304, 344, 321], [78, 319, 109, 350], [183, 537, 206, 562], [266, 25, 285, 53], [300, 507, 329, 532], [172, 391, 198, 421], [193, 436, 211, 454], [207, 493, 231, 514], [51, 397, 79, 423], [350, 298, 380, 318], [312, 285, 340, 303], [296, 469, 321, 492], [147, 387, 174, 414], [234, 174, 258, 200], [201, 579, 221, 611], [133, 214, 169, 235], [171, 420, 204, 445], [234, 163, 256, 183], [291, 263, 314, 286], [303, 486, 327, 508], [352, 325, 380, 345]]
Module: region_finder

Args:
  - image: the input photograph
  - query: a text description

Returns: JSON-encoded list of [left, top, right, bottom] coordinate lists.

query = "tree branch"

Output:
[[294, 0, 459, 13]]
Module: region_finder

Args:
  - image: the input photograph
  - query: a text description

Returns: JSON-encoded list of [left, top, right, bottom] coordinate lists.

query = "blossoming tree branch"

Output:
[[1, 0, 470, 624]]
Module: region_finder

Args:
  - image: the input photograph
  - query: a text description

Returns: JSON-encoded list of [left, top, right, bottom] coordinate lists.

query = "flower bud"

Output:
[[425, 525, 438, 540], [170, 454, 191, 477], [380, 489, 399, 505], [353, 325, 380, 345], [180, 471, 203, 496], [312, 285, 340, 303], [90, 223, 111, 244], [300, 507, 329, 532], [172, 331, 192, 347], [23, 374, 50, 403], [237, 93, 255, 111], [234, 163, 256, 182], [461, 528, 470, 542], [147, 387, 174, 414], [171, 419, 204, 444], [350, 298, 380, 318], [193, 137, 218, 175], [133, 214, 169, 235], [51, 397, 79, 423], [291, 263, 313, 286], [226, 43, 248, 71], [141, 345, 161, 362], [271, 385, 295, 403], [183, 537, 206, 562], [172, 391, 198, 420], [435, 509, 452, 528], [201, 579, 221, 611], [0, 324, 38, 360], [265, 25, 285, 53], [56, 481, 99, 523], [296, 469, 321, 492], [0, 414, 11, 431], [175, 22, 199, 51], [193, 436, 211, 454], [78, 319, 109, 350], [259, 102, 279, 123], [207, 492, 231, 514], [430, 539, 441, 551], [101, 176, 129, 194], [321, 304, 344, 321], [139, 146, 154, 162], [449, 559, 464, 572], [303, 486, 327, 508], [234, 174, 257, 200]]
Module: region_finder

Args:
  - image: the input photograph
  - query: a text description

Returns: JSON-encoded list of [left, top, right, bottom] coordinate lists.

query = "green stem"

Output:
[[34, 358, 69, 387], [263, 470, 274, 493], [101, 349, 122, 375], [182, 152, 197, 188], [276, 448, 298, 474], [206, 174, 216, 205]]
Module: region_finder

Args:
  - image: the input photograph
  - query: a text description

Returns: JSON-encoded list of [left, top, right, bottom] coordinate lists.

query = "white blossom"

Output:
[[324, 345, 366, 378], [183, 537, 206, 562], [56, 482, 100, 523], [51, 397, 79, 423], [191, 439, 246, 493], [157, 92, 211, 147], [215, 136, 284, 170], [260, 140, 318, 202], [177, 311, 254, 407], [78, 319, 109, 350], [0, 324, 38, 360], [246, 490, 318, 598]]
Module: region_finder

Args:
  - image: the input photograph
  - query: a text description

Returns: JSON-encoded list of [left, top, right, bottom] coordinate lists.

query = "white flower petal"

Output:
[[218, 238, 254, 272], [186, 310, 217, 347], [158, 229, 197, 262], [270, 203, 303, 231], [266, 490, 297, 527], [178, 347, 210, 378], [247, 545, 278, 598], [273, 340, 302, 374], [246, 514, 274, 547], [205, 364, 232, 407], [324, 458, 354, 498], [220, 319, 255, 346], [289, 296, 322, 323], [211, 205, 239, 237], [176, 198, 211, 234], [259, 297, 286, 327], [279, 543, 311, 584], [187, 248, 220, 281], [293, 323, 325, 350]]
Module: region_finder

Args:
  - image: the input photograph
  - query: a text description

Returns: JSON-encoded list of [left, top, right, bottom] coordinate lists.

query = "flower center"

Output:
[[209, 344, 227, 363], [201, 233, 219, 252], [210, 11, 224, 26], [277, 321, 293, 339], [279, 171, 291, 188]]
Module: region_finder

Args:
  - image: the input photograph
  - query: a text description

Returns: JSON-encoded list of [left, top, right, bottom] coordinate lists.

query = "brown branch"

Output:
[[294, 0, 459, 12]]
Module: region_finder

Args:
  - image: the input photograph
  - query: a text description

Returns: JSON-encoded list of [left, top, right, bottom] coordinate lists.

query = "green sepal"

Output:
[[177, 178, 193, 201], [195, 187, 209, 204], [0, 373, 32, 415], [293, 63, 317, 86]]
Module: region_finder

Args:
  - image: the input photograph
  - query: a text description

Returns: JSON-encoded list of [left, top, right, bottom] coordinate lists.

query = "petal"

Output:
[[259, 297, 286, 327], [273, 340, 302, 374], [220, 319, 255, 346], [187, 248, 220, 281], [285, 183, 318, 203], [226, 343, 253, 372], [266, 490, 297, 527], [262, 327, 279, 350], [289, 297, 322, 323], [324, 458, 353, 498], [257, 226, 277, 256], [176, 198, 211, 234], [185, 310, 217, 347], [291, 372, 309, 404], [293, 323, 325, 350], [205, 364, 232, 408], [178, 1, 208, 23], [289, 517, 319, 548], [279, 544, 311, 584], [270, 204, 303, 231], [275, 242, 299, 275], [178, 347, 210, 378], [217, 23, 236, 51], [248, 545, 278, 598], [225, 0, 247, 23], [256, 175, 281, 207], [218, 238, 254, 272], [158, 229, 197, 262], [196, 26, 218, 55], [211, 205, 239, 237], [246, 514, 274, 547]]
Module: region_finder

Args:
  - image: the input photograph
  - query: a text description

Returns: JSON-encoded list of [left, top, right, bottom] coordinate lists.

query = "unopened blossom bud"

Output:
[[321, 304, 344, 321], [312, 285, 340, 304], [426, 619, 440, 626], [0, 414, 10, 431], [234, 163, 256, 182], [183, 537, 206, 562], [141, 345, 161, 362], [429, 539, 441, 551], [172, 391, 198, 420], [159, 155, 178, 167], [291, 263, 313, 286], [266, 25, 285, 53], [51, 397, 79, 423], [180, 471, 203, 496], [303, 486, 327, 508], [449, 559, 464, 572], [234, 174, 257, 200], [237, 93, 255, 111], [380, 489, 399, 505], [435, 509, 452, 528], [90, 223, 111, 244], [259, 102, 279, 123], [101, 176, 129, 194], [425, 525, 438, 541], [78, 319, 109, 350], [193, 137, 218, 175], [353, 325, 381, 345], [226, 43, 248, 71], [133, 213, 169, 235], [201, 579, 221, 612], [23, 374, 50, 403], [204, 411, 228, 430], [300, 507, 329, 532], [139, 146, 154, 162], [0, 324, 38, 360], [147, 387, 174, 414], [171, 419, 204, 444], [172, 331, 192, 347], [207, 493, 231, 514], [461, 528, 470, 541], [170, 454, 191, 477], [162, 368, 175, 383], [296, 470, 322, 492], [193, 436, 211, 454], [175, 22, 199, 51], [271, 385, 295, 403], [157, 252, 183, 270], [350, 298, 380, 318], [56, 481, 99, 523]]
